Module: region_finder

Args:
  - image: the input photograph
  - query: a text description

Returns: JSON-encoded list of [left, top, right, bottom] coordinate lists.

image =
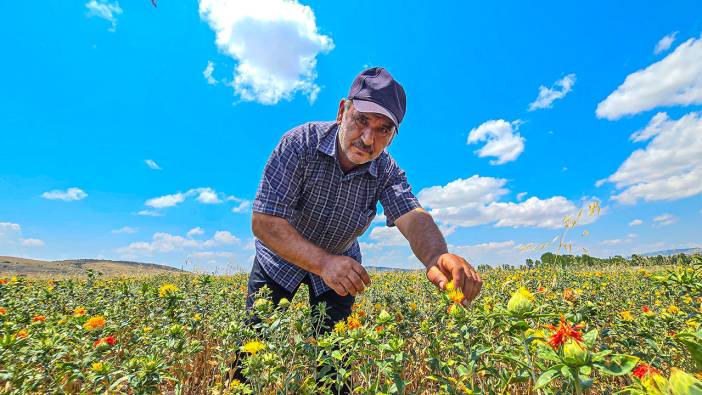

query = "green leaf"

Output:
[[674, 332, 702, 371], [537, 343, 562, 363], [594, 354, 639, 376], [668, 368, 702, 395], [583, 329, 598, 348], [534, 367, 561, 389]]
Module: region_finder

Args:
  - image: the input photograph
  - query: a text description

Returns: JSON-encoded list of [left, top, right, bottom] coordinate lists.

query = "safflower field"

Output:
[[1, 257, 701, 394]]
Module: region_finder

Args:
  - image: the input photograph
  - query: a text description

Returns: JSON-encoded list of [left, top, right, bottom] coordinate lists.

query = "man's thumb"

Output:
[[426, 265, 449, 290]]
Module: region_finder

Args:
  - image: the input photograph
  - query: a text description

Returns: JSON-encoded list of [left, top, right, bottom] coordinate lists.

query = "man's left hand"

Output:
[[426, 253, 483, 306]]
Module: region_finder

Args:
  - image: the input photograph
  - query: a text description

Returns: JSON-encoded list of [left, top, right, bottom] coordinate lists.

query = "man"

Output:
[[248, 67, 482, 331]]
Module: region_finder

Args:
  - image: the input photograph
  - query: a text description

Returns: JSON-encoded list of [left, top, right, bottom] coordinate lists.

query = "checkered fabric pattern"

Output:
[[252, 121, 422, 297]]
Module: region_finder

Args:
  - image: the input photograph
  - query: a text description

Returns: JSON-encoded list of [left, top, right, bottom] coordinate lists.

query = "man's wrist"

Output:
[[426, 251, 448, 269]]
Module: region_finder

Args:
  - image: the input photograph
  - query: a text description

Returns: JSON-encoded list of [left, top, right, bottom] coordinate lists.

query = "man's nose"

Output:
[[360, 127, 374, 146]]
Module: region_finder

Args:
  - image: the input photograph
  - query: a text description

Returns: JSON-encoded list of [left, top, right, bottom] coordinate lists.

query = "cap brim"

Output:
[[352, 99, 399, 131]]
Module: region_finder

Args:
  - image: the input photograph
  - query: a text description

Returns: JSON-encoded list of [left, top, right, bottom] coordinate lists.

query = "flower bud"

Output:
[[562, 339, 589, 367], [507, 287, 534, 316]]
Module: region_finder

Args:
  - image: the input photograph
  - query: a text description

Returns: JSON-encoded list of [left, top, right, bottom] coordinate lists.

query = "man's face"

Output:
[[335, 99, 396, 168]]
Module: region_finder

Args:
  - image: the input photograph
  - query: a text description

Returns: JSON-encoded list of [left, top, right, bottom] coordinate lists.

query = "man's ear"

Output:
[[336, 99, 346, 124]]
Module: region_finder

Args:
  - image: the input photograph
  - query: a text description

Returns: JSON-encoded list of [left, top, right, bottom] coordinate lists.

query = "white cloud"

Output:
[[0, 222, 21, 237], [198, 0, 334, 104], [600, 238, 625, 246], [85, 0, 123, 32], [0, 222, 43, 248], [450, 241, 516, 256], [596, 33, 702, 120], [145, 159, 162, 170], [516, 192, 528, 201], [467, 119, 525, 165], [21, 238, 45, 247], [654, 31, 678, 55], [192, 187, 222, 204], [653, 213, 677, 227], [418, 175, 598, 229], [529, 73, 576, 110], [372, 213, 386, 224], [136, 210, 163, 217], [190, 251, 235, 259], [42, 187, 87, 202], [145, 192, 186, 209], [367, 226, 406, 247], [187, 227, 205, 238], [628, 219, 644, 226], [112, 226, 138, 234], [203, 61, 217, 85], [144, 188, 248, 212], [231, 200, 250, 213], [598, 112, 702, 204], [116, 229, 239, 256]]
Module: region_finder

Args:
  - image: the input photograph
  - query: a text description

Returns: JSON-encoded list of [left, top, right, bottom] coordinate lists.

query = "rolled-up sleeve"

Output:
[[379, 165, 422, 227], [252, 134, 304, 222]]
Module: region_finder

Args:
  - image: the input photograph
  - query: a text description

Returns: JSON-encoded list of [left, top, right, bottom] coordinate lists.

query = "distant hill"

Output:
[[365, 266, 417, 272], [0, 256, 184, 277], [639, 248, 702, 257]]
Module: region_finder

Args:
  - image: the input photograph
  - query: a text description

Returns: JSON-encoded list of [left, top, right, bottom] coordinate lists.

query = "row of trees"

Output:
[[524, 252, 701, 269]]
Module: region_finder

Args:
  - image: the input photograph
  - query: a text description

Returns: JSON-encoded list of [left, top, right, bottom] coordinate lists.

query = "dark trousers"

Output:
[[241, 259, 355, 393], [245, 258, 355, 332]]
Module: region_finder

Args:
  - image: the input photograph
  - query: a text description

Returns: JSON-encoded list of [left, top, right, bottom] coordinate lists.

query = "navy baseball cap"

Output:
[[347, 67, 406, 132]]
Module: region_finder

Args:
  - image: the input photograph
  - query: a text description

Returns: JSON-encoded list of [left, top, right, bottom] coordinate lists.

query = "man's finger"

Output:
[[333, 281, 348, 296], [426, 265, 449, 289], [346, 271, 365, 295], [339, 277, 357, 296], [352, 264, 371, 286], [463, 267, 482, 304], [451, 262, 465, 292]]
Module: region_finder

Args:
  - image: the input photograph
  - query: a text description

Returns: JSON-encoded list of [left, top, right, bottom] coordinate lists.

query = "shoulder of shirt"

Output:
[[279, 121, 336, 153]]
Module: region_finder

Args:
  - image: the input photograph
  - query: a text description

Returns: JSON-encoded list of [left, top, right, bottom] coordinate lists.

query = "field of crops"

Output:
[[1, 260, 701, 394]]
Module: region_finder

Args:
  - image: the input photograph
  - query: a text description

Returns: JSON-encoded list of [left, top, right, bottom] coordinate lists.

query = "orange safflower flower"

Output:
[[544, 316, 585, 349], [347, 315, 361, 329], [83, 315, 106, 330], [93, 335, 117, 348], [448, 287, 464, 304], [0, 278, 7, 285], [0, 307, 6, 315], [563, 288, 577, 303], [632, 363, 661, 379], [16, 329, 28, 339], [32, 315, 46, 322]]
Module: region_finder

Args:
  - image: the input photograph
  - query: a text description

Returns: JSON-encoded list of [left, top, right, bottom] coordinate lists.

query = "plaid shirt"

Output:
[[252, 121, 422, 296]]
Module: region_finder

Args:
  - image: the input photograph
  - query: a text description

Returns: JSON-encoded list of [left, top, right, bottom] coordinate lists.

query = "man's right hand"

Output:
[[320, 255, 371, 296]]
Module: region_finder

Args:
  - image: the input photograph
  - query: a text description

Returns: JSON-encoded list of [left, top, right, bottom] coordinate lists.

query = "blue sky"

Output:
[[1, 0, 701, 272]]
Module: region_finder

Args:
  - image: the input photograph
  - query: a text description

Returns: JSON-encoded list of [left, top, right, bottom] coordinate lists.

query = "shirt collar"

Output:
[[317, 123, 379, 178]]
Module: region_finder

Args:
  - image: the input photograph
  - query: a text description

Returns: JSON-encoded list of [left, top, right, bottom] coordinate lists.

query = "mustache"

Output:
[[353, 140, 372, 153]]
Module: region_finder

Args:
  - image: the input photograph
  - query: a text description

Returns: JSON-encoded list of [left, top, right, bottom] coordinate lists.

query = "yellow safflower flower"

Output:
[[158, 283, 178, 298], [73, 306, 87, 317], [620, 311, 634, 321], [241, 340, 265, 355], [667, 305, 681, 315]]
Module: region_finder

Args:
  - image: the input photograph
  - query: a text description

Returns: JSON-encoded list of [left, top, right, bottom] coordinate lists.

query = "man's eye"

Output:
[[355, 116, 368, 125]]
